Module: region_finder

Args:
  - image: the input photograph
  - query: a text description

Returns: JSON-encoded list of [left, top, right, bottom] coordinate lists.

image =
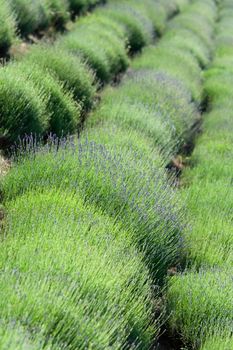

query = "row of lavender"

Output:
[[167, 1, 233, 348], [0, 0, 181, 147], [0, 0, 107, 55], [0, 0, 219, 349]]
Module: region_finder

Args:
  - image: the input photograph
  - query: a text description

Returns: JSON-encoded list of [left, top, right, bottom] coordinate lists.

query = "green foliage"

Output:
[[133, 45, 203, 103], [0, 322, 54, 350], [102, 2, 154, 52], [24, 45, 96, 111], [0, 66, 48, 143], [86, 122, 166, 169], [176, 0, 233, 269], [201, 334, 233, 350], [45, 0, 70, 29], [179, 106, 233, 268], [130, 1, 167, 36], [157, 0, 178, 19], [59, 0, 165, 83], [167, 2, 233, 349], [167, 269, 233, 348], [163, 29, 212, 67], [10, 0, 70, 35], [12, 62, 81, 136], [10, 0, 50, 36], [91, 96, 175, 154], [167, 0, 217, 49], [1, 1, 226, 349], [157, 0, 217, 81], [59, 14, 128, 83], [174, 0, 189, 11], [68, 0, 104, 15], [0, 189, 154, 348], [88, 69, 199, 158], [0, 42, 94, 141], [0, 0, 185, 144], [2, 135, 183, 283], [130, 0, 217, 104], [0, 0, 16, 55]]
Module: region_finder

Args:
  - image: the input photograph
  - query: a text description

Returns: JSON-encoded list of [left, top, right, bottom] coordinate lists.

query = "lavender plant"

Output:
[[58, 16, 128, 83], [11, 61, 81, 136], [24, 46, 96, 111], [2, 135, 184, 283], [167, 1, 233, 349], [0, 67, 48, 143], [89, 70, 200, 158], [0, 189, 154, 349], [167, 268, 233, 348], [0, 0, 16, 55]]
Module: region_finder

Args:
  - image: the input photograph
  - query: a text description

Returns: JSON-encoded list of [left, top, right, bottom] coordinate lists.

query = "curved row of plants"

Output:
[[167, 1, 233, 349], [0, 0, 181, 57], [0, 0, 219, 349], [0, 0, 106, 55], [0, 0, 183, 147]]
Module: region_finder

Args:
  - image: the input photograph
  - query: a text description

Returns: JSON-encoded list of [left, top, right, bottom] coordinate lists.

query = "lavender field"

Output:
[[0, 0, 232, 349]]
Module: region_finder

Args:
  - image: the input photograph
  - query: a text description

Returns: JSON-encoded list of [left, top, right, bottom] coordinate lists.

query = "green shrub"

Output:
[[88, 11, 126, 40], [12, 62, 81, 136], [90, 98, 175, 154], [88, 70, 199, 156], [175, 0, 189, 11], [133, 45, 203, 103], [178, 103, 233, 269], [0, 0, 16, 55], [59, 33, 110, 83], [0, 189, 154, 348], [119, 71, 198, 145], [163, 29, 212, 67], [0, 66, 48, 143], [204, 70, 233, 105], [164, 0, 179, 17], [201, 334, 233, 350], [166, 3, 233, 350], [107, 0, 168, 36], [24, 45, 96, 111], [167, 269, 233, 348], [130, 0, 216, 104], [86, 122, 166, 169], [131, 1, 167, 36], [10, 0, 50, 36], [179, 179, 233, 268], [168, 1, 217, 49], [59, 16, 128, 83], [102, 2, 154, 52], [2, 136, 184, 283], [68, 0, 104, 15], [11, 0, 70, 35], [0, 323, 54, 350], [45, 0, 70, 30]]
